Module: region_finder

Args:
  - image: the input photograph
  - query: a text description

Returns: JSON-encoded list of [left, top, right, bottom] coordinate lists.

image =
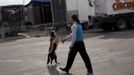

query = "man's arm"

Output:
[[70, 24, 77, 47]]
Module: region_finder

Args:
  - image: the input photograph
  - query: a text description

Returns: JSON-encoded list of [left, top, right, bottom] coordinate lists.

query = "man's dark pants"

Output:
[[65, 41, 93, 73]]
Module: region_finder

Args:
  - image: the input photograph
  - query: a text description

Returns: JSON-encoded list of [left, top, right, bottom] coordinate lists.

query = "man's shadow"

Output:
[[47, 64, 72, 75]]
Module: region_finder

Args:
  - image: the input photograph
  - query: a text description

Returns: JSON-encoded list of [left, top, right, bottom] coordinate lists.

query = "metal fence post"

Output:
[[50, 0, 55, 28], [0, 27, 5, 39]]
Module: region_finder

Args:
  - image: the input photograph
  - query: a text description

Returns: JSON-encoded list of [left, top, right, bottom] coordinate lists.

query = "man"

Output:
[[60, 15, 93, 75]]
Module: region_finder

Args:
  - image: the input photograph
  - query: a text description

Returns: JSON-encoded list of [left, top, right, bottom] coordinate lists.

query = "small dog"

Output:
[[47, 31, 60, 65]]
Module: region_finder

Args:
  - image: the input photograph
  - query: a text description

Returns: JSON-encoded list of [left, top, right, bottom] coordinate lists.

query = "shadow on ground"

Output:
[[47, 65, 72, 75]]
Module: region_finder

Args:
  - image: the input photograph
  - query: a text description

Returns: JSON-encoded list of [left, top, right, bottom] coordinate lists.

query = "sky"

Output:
[[0, 0, 31, 6]]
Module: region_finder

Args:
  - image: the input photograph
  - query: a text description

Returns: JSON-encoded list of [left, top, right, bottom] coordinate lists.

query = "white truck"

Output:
[[66, 0, 134, 31]]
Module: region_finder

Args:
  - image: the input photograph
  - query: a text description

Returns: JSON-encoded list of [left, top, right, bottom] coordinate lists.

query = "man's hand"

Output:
[[69, 45, 73, 50]]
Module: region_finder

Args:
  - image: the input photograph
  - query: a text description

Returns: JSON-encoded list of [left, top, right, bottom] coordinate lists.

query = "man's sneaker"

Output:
[[87, 72, 93, 75], [59, 67, 69, 74]]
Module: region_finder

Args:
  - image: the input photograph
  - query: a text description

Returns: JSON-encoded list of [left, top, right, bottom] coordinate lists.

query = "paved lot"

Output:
[[0, 29, 134, 75]]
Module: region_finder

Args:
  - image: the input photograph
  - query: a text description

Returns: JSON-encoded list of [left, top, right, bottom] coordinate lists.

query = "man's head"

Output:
[[71, 14, 80, 24], [71, 14, 78, 21]]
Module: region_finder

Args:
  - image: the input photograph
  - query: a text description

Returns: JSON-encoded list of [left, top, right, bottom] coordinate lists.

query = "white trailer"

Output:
[[66, 0, 134, 31]]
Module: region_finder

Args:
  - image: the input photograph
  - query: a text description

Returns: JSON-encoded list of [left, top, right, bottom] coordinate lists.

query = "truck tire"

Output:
[[101, 23, 112, 31], [130, 17, 134, 28], [114, 18, 127, 30]]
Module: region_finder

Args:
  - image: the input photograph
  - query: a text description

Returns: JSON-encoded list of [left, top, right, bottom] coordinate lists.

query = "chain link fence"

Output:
[[0, 0, 69, 38], [23, 22, 70, 35]]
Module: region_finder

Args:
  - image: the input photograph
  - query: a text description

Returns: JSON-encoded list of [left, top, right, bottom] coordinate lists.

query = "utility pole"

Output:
[[50, 0, 54, 27], [76, 0, 79, 15], [21, 0, 25, 31]]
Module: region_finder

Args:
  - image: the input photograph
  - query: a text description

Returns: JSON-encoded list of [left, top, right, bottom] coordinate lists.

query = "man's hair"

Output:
[[71, 14, 80, 24]]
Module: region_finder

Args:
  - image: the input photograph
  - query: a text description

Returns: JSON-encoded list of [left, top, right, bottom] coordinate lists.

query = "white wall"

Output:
[[78, 0, 90, 21], [66, 0, 77, 11], [66, 0, 95, 21], [66, 0, 78, 23]]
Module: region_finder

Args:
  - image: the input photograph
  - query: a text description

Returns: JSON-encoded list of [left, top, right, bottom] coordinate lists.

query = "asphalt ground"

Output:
[[0, 29, 134, 75]]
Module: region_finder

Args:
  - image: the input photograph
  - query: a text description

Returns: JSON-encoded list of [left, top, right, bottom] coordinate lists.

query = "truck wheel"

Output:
[[130, 17, 134, 28], [114, 18, 127, 30], [101, 23, 112, 31]]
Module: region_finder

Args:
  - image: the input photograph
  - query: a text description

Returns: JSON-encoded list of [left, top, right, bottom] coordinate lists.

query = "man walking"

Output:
[[60, 15, 93, 75]]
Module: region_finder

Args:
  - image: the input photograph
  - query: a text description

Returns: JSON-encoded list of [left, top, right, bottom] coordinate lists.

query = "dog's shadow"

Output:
[[47, 65, 72, 75]]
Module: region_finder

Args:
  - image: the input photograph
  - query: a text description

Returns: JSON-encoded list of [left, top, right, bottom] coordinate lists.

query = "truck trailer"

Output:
[[66, 0, 134, 31]]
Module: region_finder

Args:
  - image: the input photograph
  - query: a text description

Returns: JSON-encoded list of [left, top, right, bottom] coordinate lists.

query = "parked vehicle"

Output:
[[0, 5, 23, 38], [66, 0, 134, 31]]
